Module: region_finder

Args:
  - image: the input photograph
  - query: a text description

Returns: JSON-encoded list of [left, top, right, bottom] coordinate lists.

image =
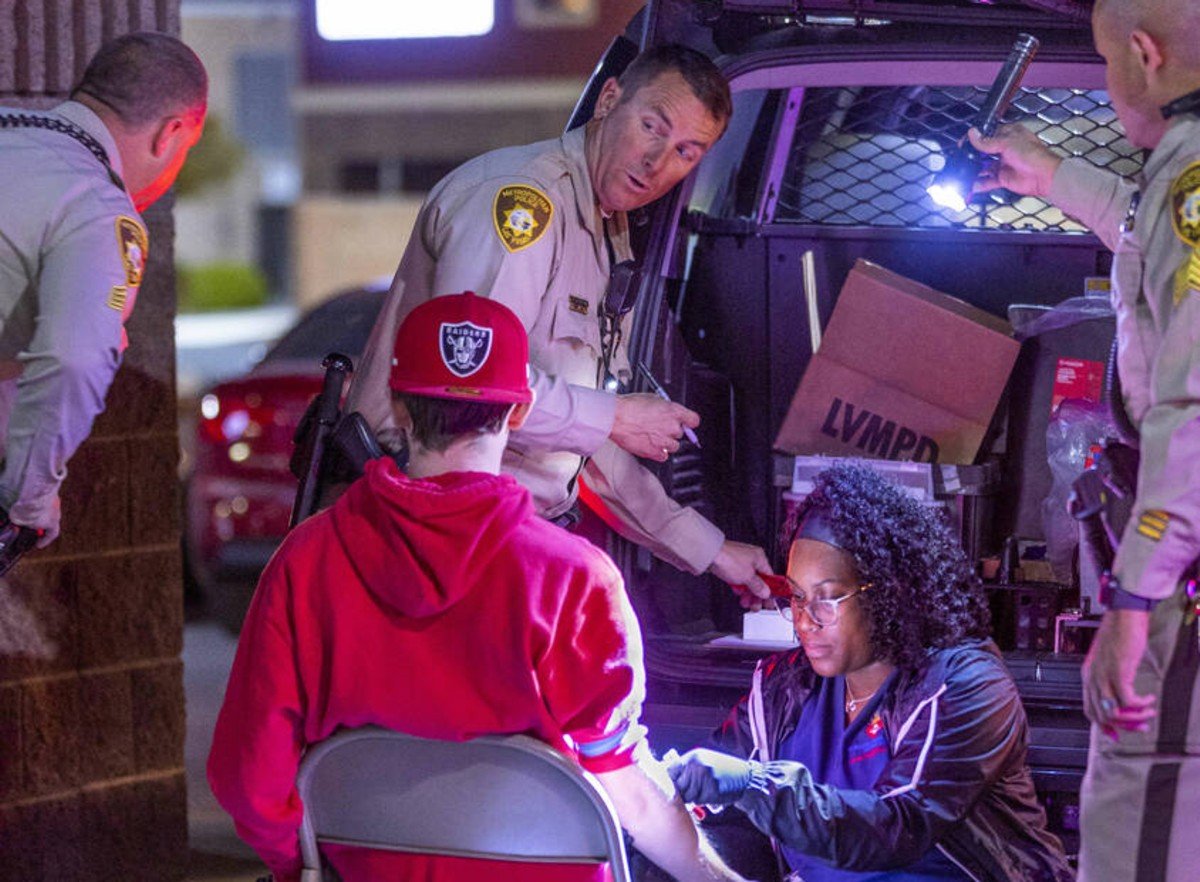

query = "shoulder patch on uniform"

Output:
[[1170, 161, 1200, 247], [493, 184, 553, 253], [114, 216, 149, 286]]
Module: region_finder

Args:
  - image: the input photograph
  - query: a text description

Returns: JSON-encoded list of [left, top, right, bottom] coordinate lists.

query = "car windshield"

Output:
[[263, 288, 385, 364]]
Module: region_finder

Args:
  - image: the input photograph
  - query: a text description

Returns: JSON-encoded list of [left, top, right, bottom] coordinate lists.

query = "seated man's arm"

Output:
[[596, 745, 750, 882]]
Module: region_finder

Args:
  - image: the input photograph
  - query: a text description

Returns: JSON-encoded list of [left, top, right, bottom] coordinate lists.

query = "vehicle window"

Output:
[[775, 85, 1141, 231], [264, 290, 385, 363]]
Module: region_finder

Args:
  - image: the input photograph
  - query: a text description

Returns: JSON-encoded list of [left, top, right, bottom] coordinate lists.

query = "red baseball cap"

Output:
[[388, 291, 533, 404]]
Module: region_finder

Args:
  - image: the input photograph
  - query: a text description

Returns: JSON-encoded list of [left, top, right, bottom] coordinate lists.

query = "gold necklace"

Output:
[[844, 680, 879, 715]]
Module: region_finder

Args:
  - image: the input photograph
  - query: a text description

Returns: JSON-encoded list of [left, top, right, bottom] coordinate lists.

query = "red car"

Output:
[[184, 284, 386, 629]]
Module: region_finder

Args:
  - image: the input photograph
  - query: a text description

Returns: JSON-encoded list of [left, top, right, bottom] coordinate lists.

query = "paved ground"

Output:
[[177, 307, 292, 880], [184, 616, 267, 881]]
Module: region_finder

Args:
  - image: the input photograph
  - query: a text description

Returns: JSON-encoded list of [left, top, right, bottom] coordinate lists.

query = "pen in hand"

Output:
[[636, 362, 701, 449]]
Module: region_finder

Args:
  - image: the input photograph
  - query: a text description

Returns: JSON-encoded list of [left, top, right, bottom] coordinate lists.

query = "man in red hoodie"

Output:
[[207, 291, 748, 882]]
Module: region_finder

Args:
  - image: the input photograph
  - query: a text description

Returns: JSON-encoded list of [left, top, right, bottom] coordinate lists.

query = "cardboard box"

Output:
[[774, 260, 1020, 464]]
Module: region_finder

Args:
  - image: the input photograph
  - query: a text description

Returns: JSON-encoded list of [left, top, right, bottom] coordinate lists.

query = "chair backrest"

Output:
[[296, 726, 631, 882]]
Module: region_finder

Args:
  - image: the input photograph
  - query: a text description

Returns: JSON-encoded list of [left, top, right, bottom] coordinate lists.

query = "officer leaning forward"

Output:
[[0, 32, 207, 567]]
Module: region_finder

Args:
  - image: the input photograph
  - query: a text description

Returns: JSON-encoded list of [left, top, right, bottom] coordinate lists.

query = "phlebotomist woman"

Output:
[[669, 464, 1074, 882]]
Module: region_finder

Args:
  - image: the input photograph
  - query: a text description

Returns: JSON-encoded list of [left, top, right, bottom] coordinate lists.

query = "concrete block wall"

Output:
[[0, 3, 187, 880]]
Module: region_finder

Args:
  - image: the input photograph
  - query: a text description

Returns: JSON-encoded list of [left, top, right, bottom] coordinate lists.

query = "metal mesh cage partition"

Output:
[[775, 85, 1142, 232]]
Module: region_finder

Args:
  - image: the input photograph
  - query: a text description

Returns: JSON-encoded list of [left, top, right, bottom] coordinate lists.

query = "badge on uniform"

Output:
[[440, 321, 492, 377], [114, 216, 149, 286], [1170, 161, 1200, 247], [493, 184, 553, 253]]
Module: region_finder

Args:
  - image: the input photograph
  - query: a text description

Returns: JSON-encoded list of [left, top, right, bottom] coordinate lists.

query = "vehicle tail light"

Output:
[[198, 391, 277, 447]]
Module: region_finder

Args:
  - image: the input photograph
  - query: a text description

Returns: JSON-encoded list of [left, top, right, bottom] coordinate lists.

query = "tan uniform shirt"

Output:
[[1051, 113, 1200, 600], [347, 126, 725, 574], [0, 101, 145, 539]]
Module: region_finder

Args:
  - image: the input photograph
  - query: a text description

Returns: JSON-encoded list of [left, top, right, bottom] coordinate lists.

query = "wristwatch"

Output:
[[1099, 571, 1160, 612]]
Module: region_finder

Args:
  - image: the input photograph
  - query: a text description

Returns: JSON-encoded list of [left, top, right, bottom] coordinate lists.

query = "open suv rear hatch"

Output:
[[596, 0, 1122, 855]]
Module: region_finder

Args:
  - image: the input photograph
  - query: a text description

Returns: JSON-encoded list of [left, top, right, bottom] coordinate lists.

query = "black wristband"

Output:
[[1099, 572, 1160, 612]]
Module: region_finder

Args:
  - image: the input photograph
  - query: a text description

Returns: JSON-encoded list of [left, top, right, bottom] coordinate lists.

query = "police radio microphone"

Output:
[[927, 33, 1040, 212]]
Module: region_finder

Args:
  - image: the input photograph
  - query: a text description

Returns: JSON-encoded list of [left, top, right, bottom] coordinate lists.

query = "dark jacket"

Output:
[[710, 641, 1074, 882]]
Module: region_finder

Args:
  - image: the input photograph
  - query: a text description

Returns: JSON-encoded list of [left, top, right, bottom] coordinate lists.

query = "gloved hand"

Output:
[[667, 748, 754, 806]]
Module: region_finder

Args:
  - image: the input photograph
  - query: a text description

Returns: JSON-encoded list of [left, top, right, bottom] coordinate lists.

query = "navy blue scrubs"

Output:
[[777, 677, 971, 881]]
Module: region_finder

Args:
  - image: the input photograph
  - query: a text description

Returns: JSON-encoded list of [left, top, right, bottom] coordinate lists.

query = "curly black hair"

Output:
[[782, 463, 991, 671]]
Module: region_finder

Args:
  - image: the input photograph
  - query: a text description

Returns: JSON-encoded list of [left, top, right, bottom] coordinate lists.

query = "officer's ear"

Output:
[[592, 78, 622, 121], [149, 115, 188, 159], [1128, 28, 1165, 81]]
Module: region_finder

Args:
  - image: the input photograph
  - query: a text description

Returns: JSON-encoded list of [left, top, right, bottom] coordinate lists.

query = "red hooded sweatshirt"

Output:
[[207, 458, 646, 882]]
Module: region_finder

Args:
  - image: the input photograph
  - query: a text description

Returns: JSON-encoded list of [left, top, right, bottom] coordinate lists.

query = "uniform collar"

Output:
[[560, 123, 620, 241], [53, 100, 124, 180], [1160, 85, 1200, 120], [1143, 113, 1198, 184]]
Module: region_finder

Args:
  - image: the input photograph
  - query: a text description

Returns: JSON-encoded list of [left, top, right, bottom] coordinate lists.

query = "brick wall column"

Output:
[[0, 4, 188, 880]]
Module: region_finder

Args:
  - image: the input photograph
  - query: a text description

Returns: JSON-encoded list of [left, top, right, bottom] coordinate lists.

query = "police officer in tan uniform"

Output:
[[349, 45, 774, 597], [971, 0, 1200, 877], [0, 33, 206, 550]]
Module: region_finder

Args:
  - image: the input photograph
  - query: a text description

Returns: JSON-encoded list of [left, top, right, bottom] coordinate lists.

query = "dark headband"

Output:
[[795, 508, 844, 550]]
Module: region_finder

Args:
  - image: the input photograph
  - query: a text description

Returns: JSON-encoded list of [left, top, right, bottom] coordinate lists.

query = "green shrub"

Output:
[[177, 262, 270, 313]]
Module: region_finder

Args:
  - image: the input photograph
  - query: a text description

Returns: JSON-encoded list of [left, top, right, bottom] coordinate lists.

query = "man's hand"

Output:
[[610, 392, 700, 462], [667, 748, 754, 806], [967, 124, 1062, 198], [1082, 609, 1157, 739], [709, 541, 773, 609]]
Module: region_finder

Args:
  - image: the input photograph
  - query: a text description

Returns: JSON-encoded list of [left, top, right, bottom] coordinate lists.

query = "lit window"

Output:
[[316, 0, 494, 40]]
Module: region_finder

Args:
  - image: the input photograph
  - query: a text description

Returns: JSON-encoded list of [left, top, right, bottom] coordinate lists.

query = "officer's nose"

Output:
[[642, 142, 667, 174]]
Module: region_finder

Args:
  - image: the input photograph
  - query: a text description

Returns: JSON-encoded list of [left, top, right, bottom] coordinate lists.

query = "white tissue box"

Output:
[[742, 609, 798, 646]]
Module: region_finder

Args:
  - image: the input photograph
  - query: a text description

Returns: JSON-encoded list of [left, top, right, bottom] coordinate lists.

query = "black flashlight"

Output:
[[927, 33, 1041, 212]]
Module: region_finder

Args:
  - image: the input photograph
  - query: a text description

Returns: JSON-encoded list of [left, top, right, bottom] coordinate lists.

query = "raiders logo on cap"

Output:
[[440, 321, 493, 378]]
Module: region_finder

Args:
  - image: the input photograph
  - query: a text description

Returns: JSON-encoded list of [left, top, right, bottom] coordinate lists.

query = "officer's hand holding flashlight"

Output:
[[968, 125, 1061, 198]]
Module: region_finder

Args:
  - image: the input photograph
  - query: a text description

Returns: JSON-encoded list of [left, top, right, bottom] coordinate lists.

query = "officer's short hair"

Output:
[[72, 32, 207, 127], [393, 393, 512, 454], [616, 44, 732, 128]]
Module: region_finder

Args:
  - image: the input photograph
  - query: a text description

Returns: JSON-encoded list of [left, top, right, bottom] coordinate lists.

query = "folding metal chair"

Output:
[[296, 726, 632, 882]]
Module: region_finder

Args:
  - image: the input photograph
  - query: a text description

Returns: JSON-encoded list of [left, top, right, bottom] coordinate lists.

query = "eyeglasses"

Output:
[[773, 575, 870, 629]]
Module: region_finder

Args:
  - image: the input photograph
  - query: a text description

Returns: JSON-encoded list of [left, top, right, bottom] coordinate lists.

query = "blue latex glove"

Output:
[[667, 747, 753, 805]]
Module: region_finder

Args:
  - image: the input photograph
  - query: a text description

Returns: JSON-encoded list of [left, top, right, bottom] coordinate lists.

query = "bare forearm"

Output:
[[597, 759, 748, 882]]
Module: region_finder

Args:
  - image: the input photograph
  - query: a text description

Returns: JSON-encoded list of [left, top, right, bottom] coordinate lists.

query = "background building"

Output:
[[180, 0, 641, 309]]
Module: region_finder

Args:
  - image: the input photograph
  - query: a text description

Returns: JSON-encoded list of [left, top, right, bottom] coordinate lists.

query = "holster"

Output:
[[1070, 440, 1139, 605]]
